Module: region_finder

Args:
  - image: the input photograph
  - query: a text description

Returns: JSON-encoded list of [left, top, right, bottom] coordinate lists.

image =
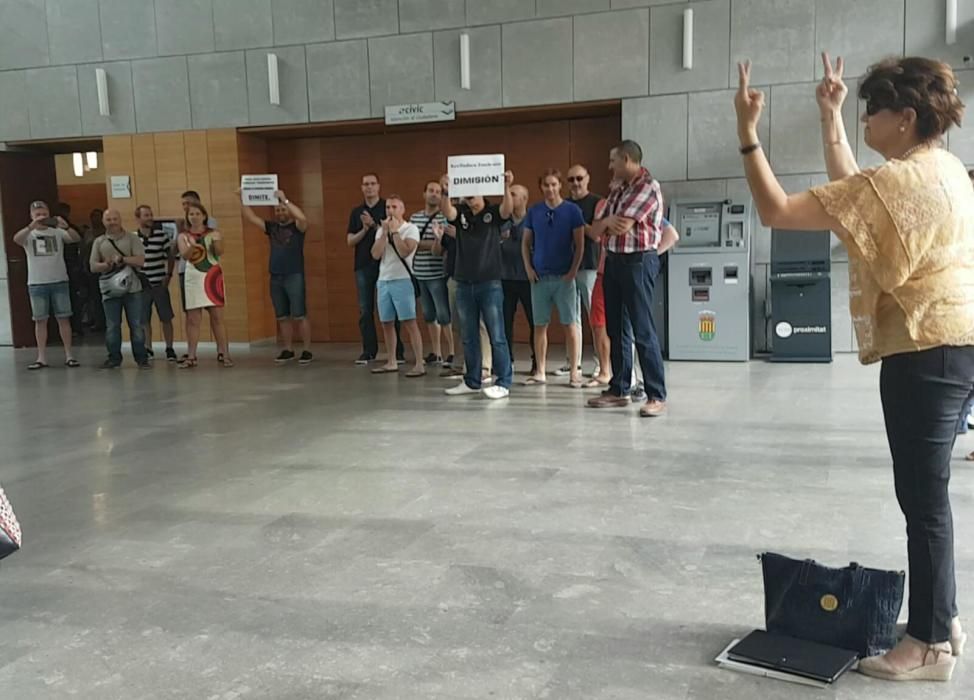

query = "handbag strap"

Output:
[[107, 235, 150, 286], [799, 559, 814, 586], [389, 221, 425, 284]]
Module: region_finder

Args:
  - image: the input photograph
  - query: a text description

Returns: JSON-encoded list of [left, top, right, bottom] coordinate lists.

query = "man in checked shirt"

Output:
[[586, 140, 667, 417]]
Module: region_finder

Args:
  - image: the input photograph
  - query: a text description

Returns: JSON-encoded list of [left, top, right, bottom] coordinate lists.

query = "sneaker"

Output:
[[166, 348, 178, 362], [424, 353, 438, 365], [101, 360, 121, 370], [396, 357, 406, 365], [275, 350, 296, 364], [632, 384, 647, 402], [145, 348, 155, 359], [554, 364, 581, 377], [443, 354, 455, 368], [590, 362, 601, 378], [355, 353, 374, 365], [483, 385, 510, 400], [299, 351, 313, 365], [138, 361, 152, 370], [445, 381, 480, 396]]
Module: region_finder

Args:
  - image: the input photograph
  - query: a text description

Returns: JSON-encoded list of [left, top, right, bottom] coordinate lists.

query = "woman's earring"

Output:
[[899, 126, 906, 132]]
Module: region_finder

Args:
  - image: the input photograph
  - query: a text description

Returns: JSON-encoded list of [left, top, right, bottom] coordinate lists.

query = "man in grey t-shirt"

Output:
[[12, 200, 82, 370], [89, 209, 149, 369]]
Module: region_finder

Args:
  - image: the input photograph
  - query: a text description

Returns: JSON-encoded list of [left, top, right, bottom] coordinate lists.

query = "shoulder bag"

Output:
[[759, 551, 904, 657], [391, 218, 434, 299], [0, 484, 22, 560]]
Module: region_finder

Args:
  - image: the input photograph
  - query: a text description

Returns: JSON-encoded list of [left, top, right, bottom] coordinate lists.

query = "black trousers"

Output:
[[603, 251, 666, 400], [502, 280, 535, 367], [880, 345, 974, 643]]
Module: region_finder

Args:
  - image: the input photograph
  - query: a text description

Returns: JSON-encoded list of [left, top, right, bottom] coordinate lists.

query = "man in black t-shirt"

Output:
[[438, 172, 515, 400], [563, 164, 603, 378], [346, 173, 402, 365]]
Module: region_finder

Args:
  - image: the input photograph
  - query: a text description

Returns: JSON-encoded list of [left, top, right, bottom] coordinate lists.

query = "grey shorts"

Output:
[[143, 283, 175, 323]]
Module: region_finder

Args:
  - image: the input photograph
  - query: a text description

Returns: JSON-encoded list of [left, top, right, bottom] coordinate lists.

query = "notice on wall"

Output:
[[447, 154, 505, 197], [110, 175, 131, 199], [385, 101, 456, 126], [240, 174, 279, 206]]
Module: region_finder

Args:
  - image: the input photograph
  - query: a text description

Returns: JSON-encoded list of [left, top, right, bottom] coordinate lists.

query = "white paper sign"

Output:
[[447, 154, 505, 197], [240, 174, 279, 206], [385, 101, 456, 126], [110, 175, 131, 199]]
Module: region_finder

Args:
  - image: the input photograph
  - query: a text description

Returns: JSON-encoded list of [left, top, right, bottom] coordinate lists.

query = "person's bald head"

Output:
[[511, 184, 529, 215], [103, 208, 124, 234]]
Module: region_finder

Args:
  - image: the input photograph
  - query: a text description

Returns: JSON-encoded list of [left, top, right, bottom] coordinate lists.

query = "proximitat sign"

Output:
[[447, 154, 505, 197], [384, 101, 456, 126]]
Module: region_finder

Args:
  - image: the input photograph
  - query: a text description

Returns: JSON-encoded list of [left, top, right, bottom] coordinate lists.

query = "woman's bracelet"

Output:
[[739, 142, 761, 156], [825, 139, 849, 147]]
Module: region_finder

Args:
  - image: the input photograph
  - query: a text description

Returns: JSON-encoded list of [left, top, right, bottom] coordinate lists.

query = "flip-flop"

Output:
[[64, 359, 81, 368], [27, 362, 48, 371], [584, 378, 609, 388], [568, 380, 584, 389], [371, 366, 399, 374], [405, 370, 427, 378], [522, 376, 546, 386]]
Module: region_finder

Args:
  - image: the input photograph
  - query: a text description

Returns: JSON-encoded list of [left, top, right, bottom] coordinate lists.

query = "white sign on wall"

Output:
[[110, 175, 131, 199], [384, 101, 456, 126], [447, 154, 505, 197], [240, 174, 279, 206]]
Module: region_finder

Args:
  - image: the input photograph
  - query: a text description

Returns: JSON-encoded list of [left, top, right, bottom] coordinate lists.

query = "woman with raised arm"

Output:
[[734, 52, 974, 682]]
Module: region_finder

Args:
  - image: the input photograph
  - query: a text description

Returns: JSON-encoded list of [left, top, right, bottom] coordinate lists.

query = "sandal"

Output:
[[522, 376, 547, 386], [371, 366, 399, 374], [27, 361, 48, 371], [568, 379, 584, 389], [64, 359, 81, 368], [584, 377, 609, 388], [178, 357, 198, 369], [405, 369, 427, 378], [220, 356, 234, 368]]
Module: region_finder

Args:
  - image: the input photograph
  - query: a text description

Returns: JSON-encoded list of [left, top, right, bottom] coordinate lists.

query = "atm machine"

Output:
[[667, 199, 754, 361], [769, 230, 832, 362]]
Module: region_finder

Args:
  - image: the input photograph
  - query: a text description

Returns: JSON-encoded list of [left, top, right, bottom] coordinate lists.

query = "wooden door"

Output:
[[0, 152, 59, 347]]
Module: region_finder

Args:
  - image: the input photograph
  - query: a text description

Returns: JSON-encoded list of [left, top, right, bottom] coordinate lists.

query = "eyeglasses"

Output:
[[566, 176, 587, 183]]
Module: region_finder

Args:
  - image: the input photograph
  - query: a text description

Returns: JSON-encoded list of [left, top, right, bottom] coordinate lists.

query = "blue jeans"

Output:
[[417, 277, 451, 325], [455, 280, 512, 390], [603, 251, 666, 400], [103, 292, 148, 365], [355, 265, 402, 358]]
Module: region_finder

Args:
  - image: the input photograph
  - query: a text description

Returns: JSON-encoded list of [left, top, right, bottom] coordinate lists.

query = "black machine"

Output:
[[770, 230, 832, 363]]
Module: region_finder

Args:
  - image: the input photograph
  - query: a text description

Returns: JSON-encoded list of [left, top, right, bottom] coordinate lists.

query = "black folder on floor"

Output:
[[727, 630, 859, 684]]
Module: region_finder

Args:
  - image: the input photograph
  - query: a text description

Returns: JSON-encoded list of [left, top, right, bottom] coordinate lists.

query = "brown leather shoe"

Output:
[[587, 393, 631, 408], [639, 399, 666, 417]]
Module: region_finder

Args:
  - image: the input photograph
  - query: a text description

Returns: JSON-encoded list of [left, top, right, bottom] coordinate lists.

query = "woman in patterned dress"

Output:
[[177, 202, 232, 368]]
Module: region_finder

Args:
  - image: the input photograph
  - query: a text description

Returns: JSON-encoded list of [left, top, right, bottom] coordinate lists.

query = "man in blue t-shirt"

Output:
[[241, 189, 313, 365], [521, 169, 585, 387]]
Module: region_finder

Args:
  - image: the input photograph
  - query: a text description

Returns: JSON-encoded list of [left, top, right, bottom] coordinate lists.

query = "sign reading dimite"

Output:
[[447, 154, 506, 197], [240, 174, 279, 206], [384, 101, 456, 126]]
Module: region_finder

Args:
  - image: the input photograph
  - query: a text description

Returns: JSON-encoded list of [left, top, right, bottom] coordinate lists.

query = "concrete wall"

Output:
[[1, 0, 972, 352]]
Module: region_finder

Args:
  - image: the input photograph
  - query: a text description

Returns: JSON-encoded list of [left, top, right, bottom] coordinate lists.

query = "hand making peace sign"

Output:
[[816, 51, 848, 115], [733, 60, 765, 140]]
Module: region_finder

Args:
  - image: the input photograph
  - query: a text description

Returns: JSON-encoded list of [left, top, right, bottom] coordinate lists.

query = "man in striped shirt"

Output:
[[135, 205, 176, 361], [586, 140, 667, 417], [410, 181, 454, 366]]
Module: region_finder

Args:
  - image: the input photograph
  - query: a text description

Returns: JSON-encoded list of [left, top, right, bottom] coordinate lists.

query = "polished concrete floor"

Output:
[[1, 342, 973, 699]]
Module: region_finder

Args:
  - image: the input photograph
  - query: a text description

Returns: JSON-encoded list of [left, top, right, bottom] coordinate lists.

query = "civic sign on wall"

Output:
[[384, 101, 456, 126]]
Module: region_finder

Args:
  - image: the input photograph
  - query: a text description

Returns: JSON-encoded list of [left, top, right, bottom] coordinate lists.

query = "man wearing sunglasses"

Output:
[[521, 169, 586, 388], [561, 164, 603, 379]]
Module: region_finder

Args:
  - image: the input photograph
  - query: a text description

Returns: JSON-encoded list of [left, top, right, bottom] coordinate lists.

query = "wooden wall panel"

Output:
[[104, 135, 135, 226], [131, 134, 160, 219], [56, 184, 108, 226], [266, 112, 620, 345], [237, 132, 274, 341], [154, 133, 189, 220]]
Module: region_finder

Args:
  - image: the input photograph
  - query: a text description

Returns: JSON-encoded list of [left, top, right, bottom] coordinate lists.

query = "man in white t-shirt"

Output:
[[12, 200, 82, 370], [369, 195, 425, 377]]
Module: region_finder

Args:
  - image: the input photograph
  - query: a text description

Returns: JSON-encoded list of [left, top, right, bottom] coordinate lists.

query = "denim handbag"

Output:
[[760, 552, 905, 657]]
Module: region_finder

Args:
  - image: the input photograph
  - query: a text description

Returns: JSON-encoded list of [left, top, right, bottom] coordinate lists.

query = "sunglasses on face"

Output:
[[567, 176, 586, 183]]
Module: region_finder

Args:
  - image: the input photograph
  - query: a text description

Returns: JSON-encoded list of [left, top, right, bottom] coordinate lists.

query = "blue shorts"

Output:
[[531, 275, 578, 326], [377, 278, 416, 323], [417, 277, 451, 325], [270, 272, 307, 320], [28, 281, 72, 321]]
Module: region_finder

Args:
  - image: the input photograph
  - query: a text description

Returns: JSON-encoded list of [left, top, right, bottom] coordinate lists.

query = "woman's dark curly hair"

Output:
[[858, 57, 964, 140]]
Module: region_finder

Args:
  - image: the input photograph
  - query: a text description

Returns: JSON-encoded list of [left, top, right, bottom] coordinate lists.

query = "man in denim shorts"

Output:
[[242, 189, 313, 365], [13, 201, 82, 370], [521, 170, 585, 387]]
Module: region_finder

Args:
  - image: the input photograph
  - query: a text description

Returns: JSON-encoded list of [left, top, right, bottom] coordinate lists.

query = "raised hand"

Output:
[[734, 60, 765, 140], [816, 51, 848, 115], [274, 189, 286, 202], [504, 170, 514, 186]]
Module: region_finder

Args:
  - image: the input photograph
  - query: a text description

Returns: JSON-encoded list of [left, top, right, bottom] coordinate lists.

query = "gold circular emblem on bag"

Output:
[[820, 594, 839, 612]]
